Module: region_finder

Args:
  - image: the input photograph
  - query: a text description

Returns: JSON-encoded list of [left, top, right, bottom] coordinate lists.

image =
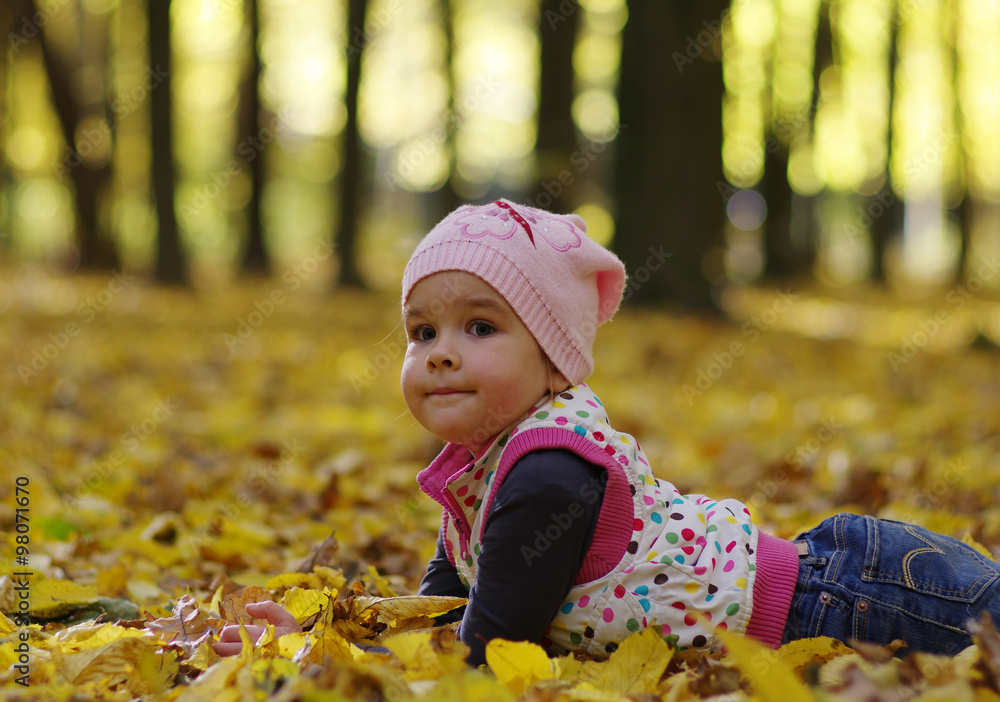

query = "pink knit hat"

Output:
[[401, 200, 626, 385]]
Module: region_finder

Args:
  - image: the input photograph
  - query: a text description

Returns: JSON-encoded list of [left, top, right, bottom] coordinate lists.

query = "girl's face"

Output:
[[401, 271, 567, 456]]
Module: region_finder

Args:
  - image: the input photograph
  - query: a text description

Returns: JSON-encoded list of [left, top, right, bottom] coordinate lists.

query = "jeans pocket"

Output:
[[862, 518, 999, 603]]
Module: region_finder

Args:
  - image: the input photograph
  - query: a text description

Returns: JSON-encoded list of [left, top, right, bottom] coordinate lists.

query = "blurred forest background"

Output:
[[1, 0, 998, 314], [5, 3, 1000, 697]]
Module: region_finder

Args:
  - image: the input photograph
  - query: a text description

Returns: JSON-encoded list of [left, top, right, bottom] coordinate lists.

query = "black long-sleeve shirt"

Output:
[[417, 449, 606, 666]]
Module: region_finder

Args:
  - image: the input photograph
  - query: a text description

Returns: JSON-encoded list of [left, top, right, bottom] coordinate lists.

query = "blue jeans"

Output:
[[781, 514, 1000, 655]]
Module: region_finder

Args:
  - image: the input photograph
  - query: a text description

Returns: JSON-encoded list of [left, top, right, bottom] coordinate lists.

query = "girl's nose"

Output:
[[426, 337, 459, 370]]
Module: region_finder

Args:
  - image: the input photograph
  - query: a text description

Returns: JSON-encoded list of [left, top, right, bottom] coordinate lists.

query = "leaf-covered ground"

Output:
[[3, 264, 1000, 700]]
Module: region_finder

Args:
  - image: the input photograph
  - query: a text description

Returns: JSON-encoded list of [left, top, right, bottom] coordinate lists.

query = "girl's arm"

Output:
[[458, 449, 605, 666], [417, 528, 470, 625]]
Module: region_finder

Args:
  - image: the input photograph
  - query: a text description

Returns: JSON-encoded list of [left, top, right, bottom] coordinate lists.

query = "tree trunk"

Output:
[[761, 148, 798, 278], [149, 0, 186, 284], [335, 0, 367, 288], [531, 0, 579, 213], [238, 0, 269, 276], [613, 0, 725, 311], [24, 0, 119, 271], [867, 5, 898, 281], [432, 0, 462, 220]]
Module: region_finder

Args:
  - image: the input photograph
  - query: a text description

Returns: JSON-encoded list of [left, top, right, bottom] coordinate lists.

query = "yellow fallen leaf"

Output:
[[53, 634, 160, 686], [383, 629, 468, 681], [181, 638, 220, 672], [582, 627, 673, 695], [429, 671, 518, 702], [0, 611, 17, 636], [265, 571, 325, 591], [352, 594, 467, 625], [25, 578, 99, 619], [249, 656, 299, 692], [50, 620, 146, 653], [0, 577, 18, 614], [365, 565, 397, 597], [719, 630, 817, 702], [135, 647, 180, 696], [219, 585, 273, 625], [563, 683, 634, 701], [172, 655, 244, 702], [486, 639, 555, 695], [278, 631, 308, 659], [298, 625, 354, 665], [96, 563, 130, 598], [281, 586, 335, 624], [776, 635, 856, 672], [313, 566, 348, 592]]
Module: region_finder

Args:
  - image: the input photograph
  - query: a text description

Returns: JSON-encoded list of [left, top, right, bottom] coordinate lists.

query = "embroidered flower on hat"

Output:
[[451, 200, 583, 253]]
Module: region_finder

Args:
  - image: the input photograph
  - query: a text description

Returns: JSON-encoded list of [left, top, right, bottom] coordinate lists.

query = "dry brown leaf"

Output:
[[145, 594, 223, 655], [218, 586, 274, 626]]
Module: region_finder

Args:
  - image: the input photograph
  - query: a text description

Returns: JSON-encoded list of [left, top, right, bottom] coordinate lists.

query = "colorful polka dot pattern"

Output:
[[436, 384, 759, 658]]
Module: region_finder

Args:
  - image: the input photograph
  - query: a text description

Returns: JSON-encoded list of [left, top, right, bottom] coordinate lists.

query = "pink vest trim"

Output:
[[743, 533, 799, 648], [482, 427, 634, 585], [417, 443, 475, 568]]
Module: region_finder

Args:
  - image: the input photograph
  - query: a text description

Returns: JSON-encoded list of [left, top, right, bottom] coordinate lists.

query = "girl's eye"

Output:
[[470, 321, 495, 337], [410, 326, 435, 341]]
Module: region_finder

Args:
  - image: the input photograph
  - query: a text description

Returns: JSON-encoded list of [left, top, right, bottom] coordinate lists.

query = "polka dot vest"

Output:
[[416, 383, 759, 655]]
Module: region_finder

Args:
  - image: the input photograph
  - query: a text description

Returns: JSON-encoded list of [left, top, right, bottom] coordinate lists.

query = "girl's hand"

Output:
[[213, 601, 302, 657]]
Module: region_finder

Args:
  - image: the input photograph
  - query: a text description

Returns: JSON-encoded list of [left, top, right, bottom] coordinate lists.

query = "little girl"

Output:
[[216, 200, 1000, 666]]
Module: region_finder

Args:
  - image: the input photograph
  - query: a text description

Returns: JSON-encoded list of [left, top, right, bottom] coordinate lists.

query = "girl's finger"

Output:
[[212, 640, 244, 657], [245, 601, 299, 628]]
